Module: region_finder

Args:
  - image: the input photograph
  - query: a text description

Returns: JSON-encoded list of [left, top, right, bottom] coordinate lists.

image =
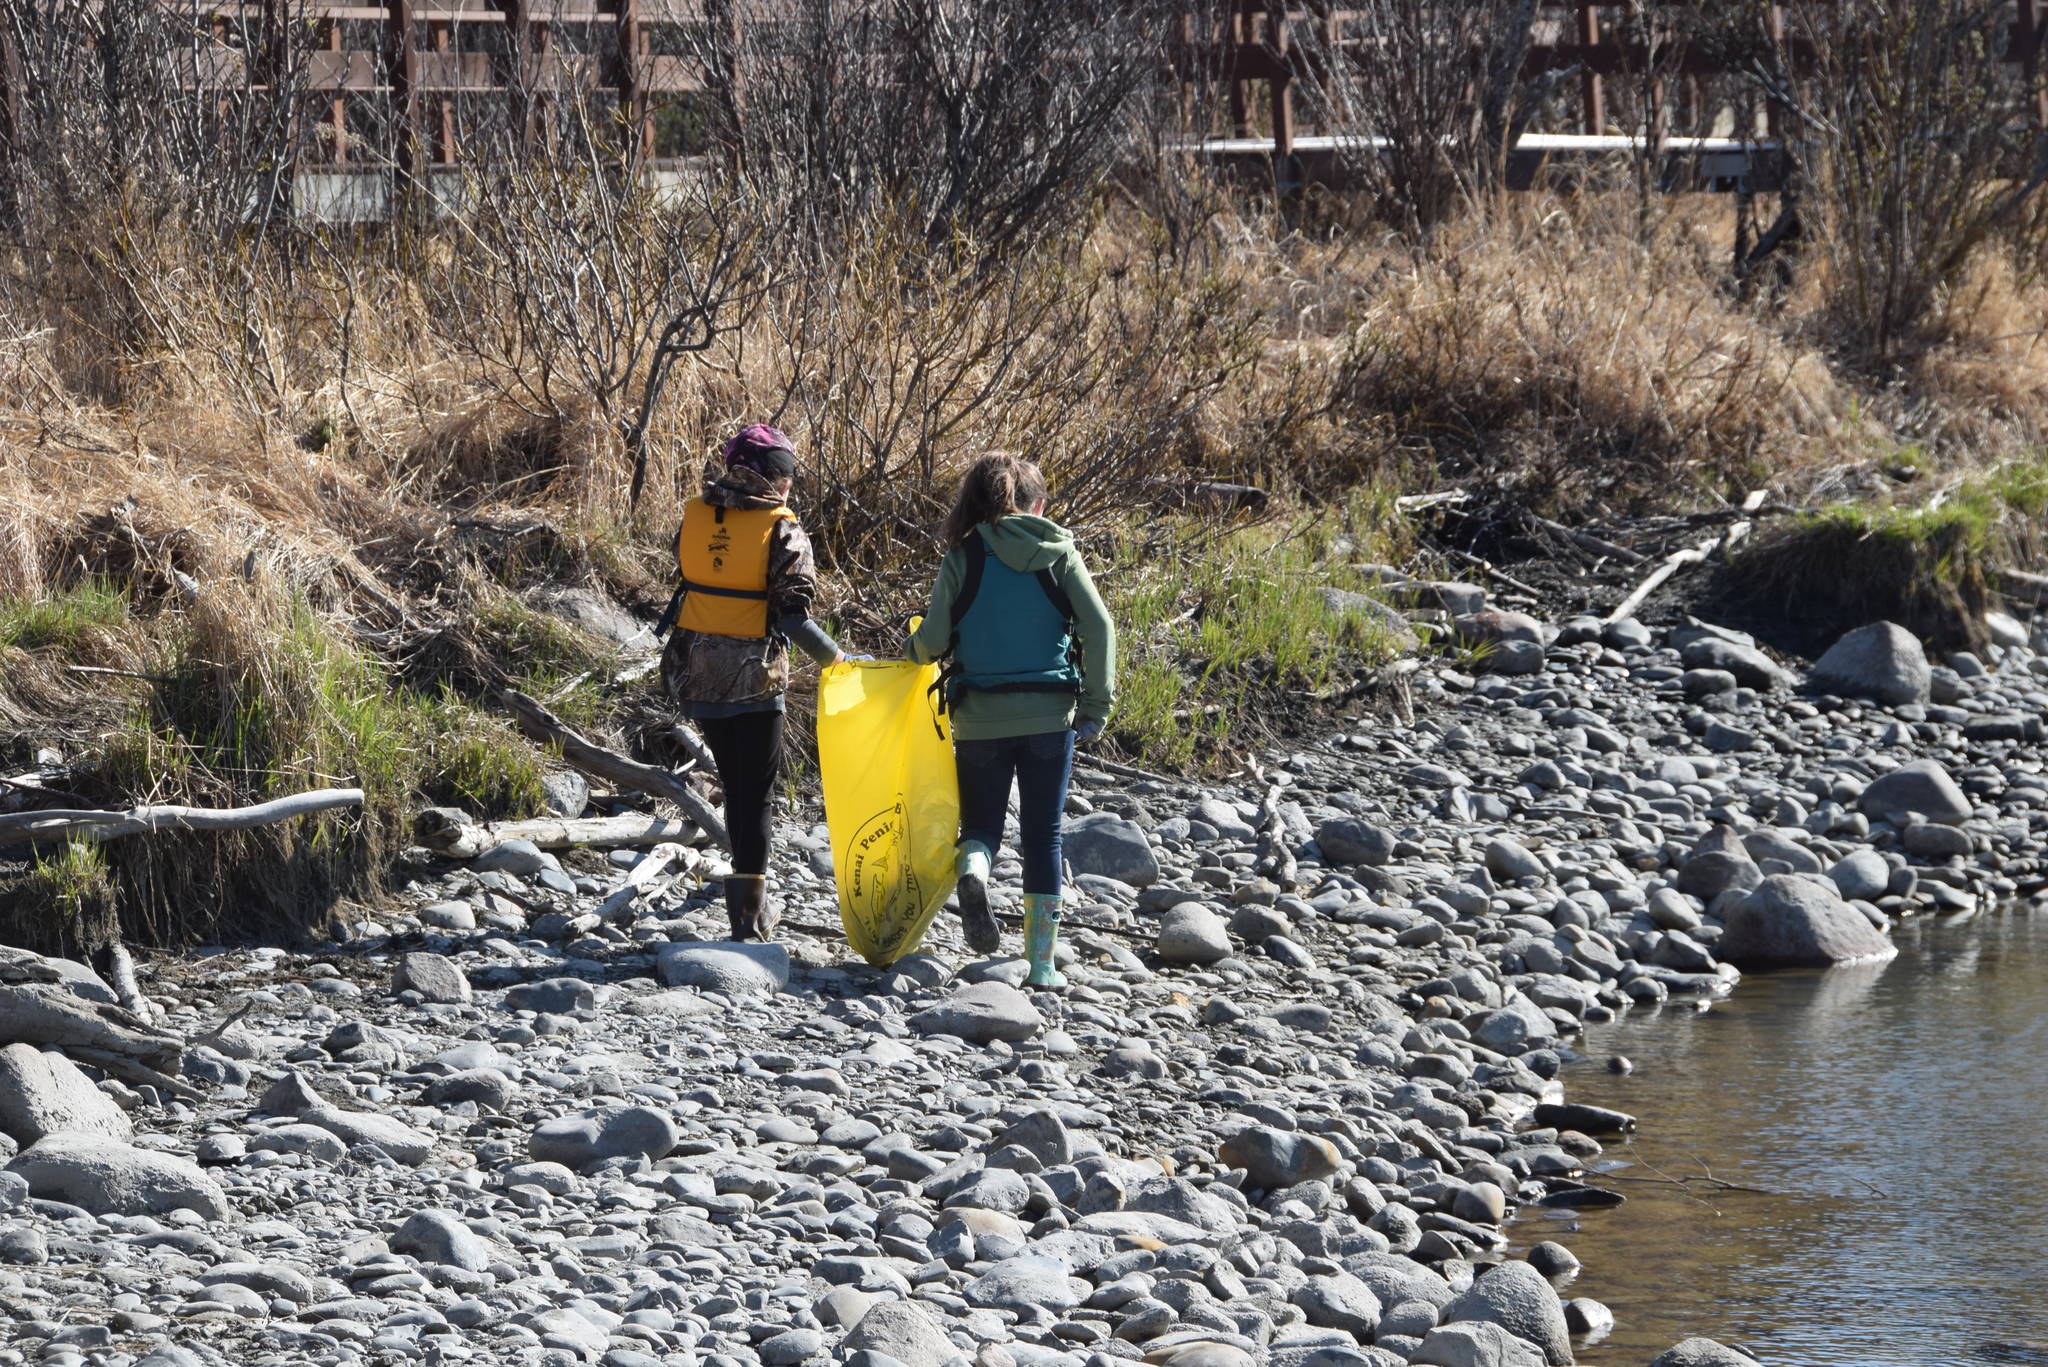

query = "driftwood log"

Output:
[[0, 982, 186, 1083], [414, 809, 699, 859], [0, 788, 365, 847], [502, 689, 731, 852]]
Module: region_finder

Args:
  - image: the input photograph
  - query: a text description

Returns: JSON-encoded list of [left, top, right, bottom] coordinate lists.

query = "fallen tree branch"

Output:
[[1526, 513, 1647, 565], [595, 842, 691, 923], [503, 690, 731, 851], [414, 809, 698, 859], [0, 788, 365, 847], [0, 982, 185, 1074]]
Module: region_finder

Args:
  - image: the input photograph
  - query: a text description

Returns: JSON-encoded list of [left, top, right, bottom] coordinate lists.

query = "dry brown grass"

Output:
[[5, 182, 2047, 944]]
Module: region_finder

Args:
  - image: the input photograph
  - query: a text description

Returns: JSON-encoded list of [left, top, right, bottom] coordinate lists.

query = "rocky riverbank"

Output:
[[2, 595, 2044, 1367]]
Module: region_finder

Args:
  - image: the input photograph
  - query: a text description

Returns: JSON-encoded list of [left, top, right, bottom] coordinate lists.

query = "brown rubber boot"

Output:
[[724, 875, 767, 941]]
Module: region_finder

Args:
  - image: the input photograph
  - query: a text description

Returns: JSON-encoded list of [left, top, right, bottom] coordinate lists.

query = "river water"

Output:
[[1512, 907, 2048, 1367]]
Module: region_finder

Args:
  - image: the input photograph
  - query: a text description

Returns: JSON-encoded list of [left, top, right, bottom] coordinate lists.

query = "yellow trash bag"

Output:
[[817, 656, 960, 966]]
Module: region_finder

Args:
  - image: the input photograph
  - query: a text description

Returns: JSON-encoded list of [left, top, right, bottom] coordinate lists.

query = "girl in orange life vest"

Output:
[[907, 454, 1116, 987], [662, 425, 851, 942]]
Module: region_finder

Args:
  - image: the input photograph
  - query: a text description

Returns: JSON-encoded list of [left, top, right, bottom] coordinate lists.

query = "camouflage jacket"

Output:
[[660, 467, 833, 715]]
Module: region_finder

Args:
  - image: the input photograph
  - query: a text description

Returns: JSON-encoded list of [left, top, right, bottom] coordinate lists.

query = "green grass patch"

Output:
[[1099, 489, 1409, 770], [1728, 454, 2048, 651], [0, 840, 120, 957], [0, 578, 128, 651]]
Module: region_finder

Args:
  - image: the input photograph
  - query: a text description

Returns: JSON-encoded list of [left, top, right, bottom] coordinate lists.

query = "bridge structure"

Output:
[[2, 2, 2045, 203]]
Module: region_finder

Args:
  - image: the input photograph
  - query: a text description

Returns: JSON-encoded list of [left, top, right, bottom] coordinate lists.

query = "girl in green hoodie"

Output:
[[907, 454, 1116, 986]]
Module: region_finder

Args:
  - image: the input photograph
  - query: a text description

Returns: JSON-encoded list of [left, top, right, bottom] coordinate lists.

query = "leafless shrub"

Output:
[[1775, 0, 2048, 360], [1299, 0, 1538, 234], [699, 0, 1173, 263], [423, 88, 772, 514]]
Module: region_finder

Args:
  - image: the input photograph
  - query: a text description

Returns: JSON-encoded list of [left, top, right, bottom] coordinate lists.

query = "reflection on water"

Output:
[[1516, 908, 2048, 1367]]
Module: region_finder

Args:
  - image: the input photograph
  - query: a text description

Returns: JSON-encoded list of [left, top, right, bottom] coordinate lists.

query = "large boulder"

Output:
[[0, 1044, 132, 1147], [1717, 875, 1897, 969], [6, 1135, 230, 1220], [1439, 1260, 1572, 1366], [529, 1106, 678, 1172], [656, 943, 790, 996], [1858, 759, 1973, 826], [1062, 814, 1161, 887], [909, 983, 1043, 1044], [1808, 621, 1930, 706]]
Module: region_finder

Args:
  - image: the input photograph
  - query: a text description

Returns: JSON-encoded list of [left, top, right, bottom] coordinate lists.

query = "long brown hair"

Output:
[[939, 454, 1049, 549]]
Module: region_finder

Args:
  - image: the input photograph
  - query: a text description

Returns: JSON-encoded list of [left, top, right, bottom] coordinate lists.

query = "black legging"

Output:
[[697, 710, 784, 876]]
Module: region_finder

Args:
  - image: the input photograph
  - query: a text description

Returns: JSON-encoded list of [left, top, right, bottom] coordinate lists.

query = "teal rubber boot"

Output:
[[1022, 893, 1066, 988], [955, 841, 1000, 956]]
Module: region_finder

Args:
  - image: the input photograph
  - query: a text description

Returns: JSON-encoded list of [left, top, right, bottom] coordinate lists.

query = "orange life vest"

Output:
[[674, 499, 794, 638]]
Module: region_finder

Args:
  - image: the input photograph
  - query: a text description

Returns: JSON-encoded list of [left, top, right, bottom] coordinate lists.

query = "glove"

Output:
[[1074, 719, 1103, 744], [848, 654, 876, 662]]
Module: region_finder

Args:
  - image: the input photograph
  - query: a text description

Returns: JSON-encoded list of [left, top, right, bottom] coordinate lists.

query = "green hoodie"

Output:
[[907, 514, 1117, 742]]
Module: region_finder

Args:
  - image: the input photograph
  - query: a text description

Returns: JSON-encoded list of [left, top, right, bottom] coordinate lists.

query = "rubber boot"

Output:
[[1022, 893, 1065, 988], [955, 841, 1000, 956], [724, 875, 768, 941]]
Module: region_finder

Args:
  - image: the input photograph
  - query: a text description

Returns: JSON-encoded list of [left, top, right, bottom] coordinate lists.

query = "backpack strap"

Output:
[[1034, 565, 1074, 622], [950, 540, 990, 632]]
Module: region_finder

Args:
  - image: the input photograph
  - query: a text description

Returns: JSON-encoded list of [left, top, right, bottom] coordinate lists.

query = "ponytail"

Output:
[[939, 454, 1049, 550]]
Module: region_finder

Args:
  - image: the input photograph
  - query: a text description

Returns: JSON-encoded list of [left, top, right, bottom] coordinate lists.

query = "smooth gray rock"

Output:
[[656, 943, 790, 995], [1680, 637, 1787, 690], [302, 1103, 435, 1165], [1483, 838, 1545, 882], [1440, 1260, 1572, 1366], [1645, 1340, 1760, 1367], [1316, 818, 1397, 867], [1469, 993, 1556, 1052], [0, 1044, 132, 1146], [1219, 1125, 1343, 1190], [503, 977, 598, 1013], [6, 1135, 230, 1220], [909, 983, 1043, 1044], [1809, 622, 1931, 706], [392, 952, 471, 1005], [393, 1209, 492, 1271], [1902, 823, 1972, 858], [1344, 1252, 1457, 1309], [1675, 827, 1762, 900], [1294, 1273, 1384, 1337], [248, 1124, 349, 1164], [473, 839, 551, 876], [1062, 814, 1161, 887], [539, 770, 590, 819], [1859, 760, 1973, 826], [840, 1299, 959, 1367], [1411, 1322, 1546, 1367], [529, 1106, 678, 1171], [1718, 875, 1898, 969], [963, 1256, 1088, 1313], [1827, 850, 1891, 902], [1157, 904, 1232, 965]]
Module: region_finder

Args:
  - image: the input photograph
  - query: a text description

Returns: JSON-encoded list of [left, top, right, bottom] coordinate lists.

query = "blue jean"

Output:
[[956, 730, 1075, 897]]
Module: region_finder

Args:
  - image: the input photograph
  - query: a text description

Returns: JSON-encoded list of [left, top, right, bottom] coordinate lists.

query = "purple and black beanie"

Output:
[[723, 424, 796, 479]]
